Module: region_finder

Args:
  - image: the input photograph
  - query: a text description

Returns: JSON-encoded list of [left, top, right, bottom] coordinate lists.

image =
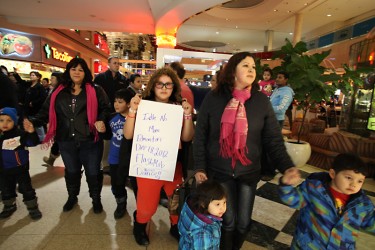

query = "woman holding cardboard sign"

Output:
[[193, 52, 300, 250], [124, 67, 194, 246]]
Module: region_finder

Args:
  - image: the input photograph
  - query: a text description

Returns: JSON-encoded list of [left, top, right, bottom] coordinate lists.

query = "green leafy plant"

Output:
[[272, 39, 340, 142]]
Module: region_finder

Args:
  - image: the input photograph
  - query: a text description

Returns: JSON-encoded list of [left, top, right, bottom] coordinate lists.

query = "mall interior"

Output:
[[0, 0, 375, 249]]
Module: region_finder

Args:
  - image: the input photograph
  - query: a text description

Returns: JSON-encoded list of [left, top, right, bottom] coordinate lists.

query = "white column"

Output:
[[293, 13, 303, 45], [265, 30, 274, 51]]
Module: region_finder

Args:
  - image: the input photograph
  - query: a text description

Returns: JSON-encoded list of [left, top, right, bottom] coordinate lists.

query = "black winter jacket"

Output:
[[193, 90, 294, 183], [30, 84, 111, 142], [94, 70, 128, 111]]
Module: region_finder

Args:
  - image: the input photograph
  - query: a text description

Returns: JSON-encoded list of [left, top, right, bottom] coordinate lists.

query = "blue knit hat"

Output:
[[0, 107, 18, 125]]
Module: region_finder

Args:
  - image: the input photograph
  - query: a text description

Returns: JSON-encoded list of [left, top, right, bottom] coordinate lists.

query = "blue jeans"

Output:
[[220, 179, 257, 234], [58, 140, 103, 176]]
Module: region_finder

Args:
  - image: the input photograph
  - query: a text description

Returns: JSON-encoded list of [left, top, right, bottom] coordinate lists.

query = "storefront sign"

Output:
[[41, 38, 78, 68], [0, 28, 41, 62], [44, 43, 73, 62]]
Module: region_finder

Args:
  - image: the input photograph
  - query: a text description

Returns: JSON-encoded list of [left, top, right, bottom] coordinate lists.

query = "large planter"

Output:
[[285, 139, 311, 167]]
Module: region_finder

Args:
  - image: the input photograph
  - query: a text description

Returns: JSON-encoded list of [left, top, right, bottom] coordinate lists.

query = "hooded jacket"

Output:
[[270, 85, 294, 121], [178, 200, 222, 250], [0, 127, 39, 172], [279, 172, 375, 250]]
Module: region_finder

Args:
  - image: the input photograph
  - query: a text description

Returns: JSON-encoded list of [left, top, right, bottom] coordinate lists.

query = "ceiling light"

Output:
[[235, 26, 238, 29], [84, 38, 90, 40], [273, 9, 278, 12], [226, 18, 229, 21], [289, 32, 293, 35], [327, 14, 332, 17], [216, 31, 219, 34], [304, 3, 308, 6]]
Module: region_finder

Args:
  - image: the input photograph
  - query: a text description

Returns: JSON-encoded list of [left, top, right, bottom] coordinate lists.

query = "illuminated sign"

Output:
[[156, 34, 176, 48], [44, 43, 73, 62]]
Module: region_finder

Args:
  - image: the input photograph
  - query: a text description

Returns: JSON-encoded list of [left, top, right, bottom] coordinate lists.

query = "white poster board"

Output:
[[129, 100, 183, 181]]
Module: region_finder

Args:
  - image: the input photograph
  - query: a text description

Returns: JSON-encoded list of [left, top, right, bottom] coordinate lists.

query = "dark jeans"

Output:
[[109, 164, 127, 199], [58, 140, 103, 176], [0, 167, 36, 201], [220, 179, 257, 234]]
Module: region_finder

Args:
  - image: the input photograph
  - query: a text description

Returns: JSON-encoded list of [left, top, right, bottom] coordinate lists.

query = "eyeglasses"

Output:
[[155, 82, 174, 89]]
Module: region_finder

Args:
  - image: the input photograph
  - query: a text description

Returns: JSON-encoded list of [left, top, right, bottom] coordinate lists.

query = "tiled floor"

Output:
[[0, 146, 374, 250]]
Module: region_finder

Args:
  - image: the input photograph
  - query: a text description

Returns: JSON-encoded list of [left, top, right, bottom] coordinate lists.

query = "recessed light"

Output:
[[216, 31, 219, 34], [84, 38, 90, 40], [327, 14, 332, 17], [289, 32, 293, 35]]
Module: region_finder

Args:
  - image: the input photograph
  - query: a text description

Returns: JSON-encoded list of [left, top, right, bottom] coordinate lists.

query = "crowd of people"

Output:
[[1, 53, 374, 250]]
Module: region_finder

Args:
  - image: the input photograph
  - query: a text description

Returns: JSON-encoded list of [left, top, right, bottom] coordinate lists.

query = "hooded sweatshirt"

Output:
[[270, 85, 294, 121]]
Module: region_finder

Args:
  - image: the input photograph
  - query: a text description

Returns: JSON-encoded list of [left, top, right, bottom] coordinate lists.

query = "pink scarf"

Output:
[[43, 83, 98, 145], [219, 88, 252, 168]]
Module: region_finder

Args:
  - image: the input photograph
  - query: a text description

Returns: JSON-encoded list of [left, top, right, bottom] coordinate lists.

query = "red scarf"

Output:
[[220, 88, 252, 168], [43, 83, 98, 145]]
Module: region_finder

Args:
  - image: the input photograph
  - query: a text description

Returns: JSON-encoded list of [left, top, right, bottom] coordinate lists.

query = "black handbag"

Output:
[[168, 175, 196, 215]]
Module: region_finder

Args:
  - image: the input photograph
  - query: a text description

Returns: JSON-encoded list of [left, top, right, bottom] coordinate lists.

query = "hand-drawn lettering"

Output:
[[142, 113, 156, 121]]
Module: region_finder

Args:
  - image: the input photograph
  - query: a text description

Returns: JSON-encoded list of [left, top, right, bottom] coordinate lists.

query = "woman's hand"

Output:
[[95, 121, 106, 133], [281, 167, 301, 186], [194, 171, 208, 184], [181, 98, 193, 115]]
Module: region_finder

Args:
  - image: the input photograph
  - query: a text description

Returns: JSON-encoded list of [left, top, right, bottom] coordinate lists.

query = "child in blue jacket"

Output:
[[0, 107, 42, 220], [178, 180, 226, 250], [279, 153, 375, 249]]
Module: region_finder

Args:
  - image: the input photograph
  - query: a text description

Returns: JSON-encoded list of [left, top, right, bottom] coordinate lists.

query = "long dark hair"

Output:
[[143, 67, 182, 103], [189, 180, 226, 215], [216, 52, 259, 95], [61, 58, 93, 89]]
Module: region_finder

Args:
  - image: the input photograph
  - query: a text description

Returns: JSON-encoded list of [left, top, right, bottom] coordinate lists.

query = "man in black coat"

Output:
[[0, 70, 18, 110], [94, 56, 128, 112], [94, 56, 128, 173]]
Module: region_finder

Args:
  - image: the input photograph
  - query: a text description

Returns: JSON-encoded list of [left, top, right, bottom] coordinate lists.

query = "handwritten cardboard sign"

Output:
[[129, 100, 183, 181]]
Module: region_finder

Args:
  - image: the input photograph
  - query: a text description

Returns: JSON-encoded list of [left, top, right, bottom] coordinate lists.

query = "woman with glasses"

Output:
[[124, 67, 194, 246]]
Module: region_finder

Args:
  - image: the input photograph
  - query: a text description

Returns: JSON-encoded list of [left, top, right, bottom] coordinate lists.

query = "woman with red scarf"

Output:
[[24, 58, 111, 214], [193, 52, 300, 250]]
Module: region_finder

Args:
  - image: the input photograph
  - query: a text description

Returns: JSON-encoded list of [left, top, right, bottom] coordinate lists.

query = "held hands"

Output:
[[194, 171, 208, 184], [181, 98, 193, 115], [95, 121, 106, 133], [23, 118, 35, 133], [281, 167, 301, 186]]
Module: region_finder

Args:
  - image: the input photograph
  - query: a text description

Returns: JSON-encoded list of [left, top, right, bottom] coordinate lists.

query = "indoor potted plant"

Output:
[[272, 39, 340, 166]]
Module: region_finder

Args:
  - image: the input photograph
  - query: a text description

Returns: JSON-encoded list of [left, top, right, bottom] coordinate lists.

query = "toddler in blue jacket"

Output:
[[0, 107, 42, 220], [178, 180, 227, 250]]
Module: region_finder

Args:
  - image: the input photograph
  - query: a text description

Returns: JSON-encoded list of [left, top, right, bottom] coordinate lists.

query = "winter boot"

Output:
[[63, 196, 78, 212], [169, 224, 180, 241], [114, 197, 127, 219], [42, 153, 60, 167], [0, 198, 17, 219], [133, 211, 149, 246], [86, 175, 103, 214], [63, 171, 81, 212], [24, 198, 42, 220], [220, 229, 234, 250]]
